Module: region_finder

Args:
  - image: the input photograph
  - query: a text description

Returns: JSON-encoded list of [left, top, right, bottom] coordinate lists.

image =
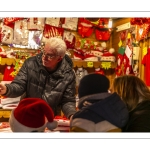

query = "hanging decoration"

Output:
[[3, 18, 24, 25], [62, 18, 78, 31], [45, 18, 61, 27], [95, 29, 111, 41], [115, 28, 135, 77], [27, 31, 43, 49], [0, 23, 14, 45], [63, 31, 76, 49], [130, 18, 150, 42], [27, 18, 45, 31], [42, 24, 64, 43], [78, 18, 94, 38], [85, 18, 110, 28], [13, 19, 29, 46]]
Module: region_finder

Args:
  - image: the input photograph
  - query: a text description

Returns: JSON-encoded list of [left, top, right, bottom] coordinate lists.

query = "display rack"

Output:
[[73, 59, 116, 68]]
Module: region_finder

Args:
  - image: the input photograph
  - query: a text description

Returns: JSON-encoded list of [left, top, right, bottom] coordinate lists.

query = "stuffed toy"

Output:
[[9, 98, 58, 132]]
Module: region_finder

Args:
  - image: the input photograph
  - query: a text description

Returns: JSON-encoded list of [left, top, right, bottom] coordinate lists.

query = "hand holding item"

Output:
[[0, 84, 7, 95], [69, 115, 73, 121]]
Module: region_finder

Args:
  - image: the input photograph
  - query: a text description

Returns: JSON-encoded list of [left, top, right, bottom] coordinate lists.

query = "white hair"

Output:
[[45, 37, 67, 57]]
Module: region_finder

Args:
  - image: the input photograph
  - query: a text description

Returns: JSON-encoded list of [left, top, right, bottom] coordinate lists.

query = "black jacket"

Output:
[[70, 92, 129, 132], [5, 53, 77, 118], [123, 100, 150, 132]]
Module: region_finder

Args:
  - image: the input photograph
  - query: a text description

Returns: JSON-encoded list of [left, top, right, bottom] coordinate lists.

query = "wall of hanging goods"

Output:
[[2, 17, 150, 88], [0, 17, 117, 89], [112, 18, 150, 88]]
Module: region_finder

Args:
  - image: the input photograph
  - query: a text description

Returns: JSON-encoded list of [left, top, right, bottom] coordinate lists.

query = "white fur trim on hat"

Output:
[[101, 42, 106, 48], [9, 109, 46, 132], [109, 48, 115, 53], [46, 121, 58, 130]]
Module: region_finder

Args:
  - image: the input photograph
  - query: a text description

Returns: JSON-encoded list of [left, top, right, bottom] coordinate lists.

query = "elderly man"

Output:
[[0, 37, 77, 119]]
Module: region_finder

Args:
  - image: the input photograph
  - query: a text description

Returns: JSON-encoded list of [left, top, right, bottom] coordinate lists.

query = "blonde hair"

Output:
[[112, 75, 150, 111]]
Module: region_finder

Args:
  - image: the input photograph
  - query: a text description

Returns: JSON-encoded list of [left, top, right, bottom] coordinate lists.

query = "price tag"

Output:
[[101, 62, 111, 69], [118, 40, 122, 47], [0, 110, 11, 118], [87, 61, 93, 68], [143, 47, 147, 56], [127, 33, 131, 39]]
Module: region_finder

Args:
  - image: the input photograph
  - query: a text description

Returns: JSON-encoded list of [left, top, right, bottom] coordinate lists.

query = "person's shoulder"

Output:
[[64, 54, 73, 68], [23, 54, 40, 67], [135, 100, 150, 111], [26, 56, 36, 61]]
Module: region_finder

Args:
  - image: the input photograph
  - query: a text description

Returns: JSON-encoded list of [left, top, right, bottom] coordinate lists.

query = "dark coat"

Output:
[[5, 53, 77, 118], [123, 100, 150, 132], [70, 92, 129, 132]]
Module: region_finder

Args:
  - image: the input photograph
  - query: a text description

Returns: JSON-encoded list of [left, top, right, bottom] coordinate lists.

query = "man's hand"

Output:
[[69, 115, 73, 121], [0, 84, 7, 95]]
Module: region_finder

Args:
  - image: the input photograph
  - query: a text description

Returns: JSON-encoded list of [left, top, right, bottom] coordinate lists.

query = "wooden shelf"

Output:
[[0, 58, 16, 66], [0, 109, 11, 122], [73, 59, 116, 68], [0, 58, 117, 69]]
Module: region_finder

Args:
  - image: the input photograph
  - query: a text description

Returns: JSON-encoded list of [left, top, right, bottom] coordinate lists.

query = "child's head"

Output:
[[78, 73, 110, 99], [9, 98, 58, 132]]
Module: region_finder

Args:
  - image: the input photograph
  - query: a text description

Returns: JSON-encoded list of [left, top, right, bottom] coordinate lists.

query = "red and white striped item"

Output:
[[52, 116, 70, 132]]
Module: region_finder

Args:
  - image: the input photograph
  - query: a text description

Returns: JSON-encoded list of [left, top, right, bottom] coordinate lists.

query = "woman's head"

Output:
[[112, 75, 150, 111]]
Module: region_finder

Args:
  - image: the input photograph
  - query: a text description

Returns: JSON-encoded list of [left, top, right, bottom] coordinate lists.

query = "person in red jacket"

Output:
[[142, 48, 150, 86]]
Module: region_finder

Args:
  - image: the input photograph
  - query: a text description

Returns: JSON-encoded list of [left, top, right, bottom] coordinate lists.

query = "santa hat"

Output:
[[9, 98, 58, 132], [102, 48, 115, 57], [101, 48, 116, 62]]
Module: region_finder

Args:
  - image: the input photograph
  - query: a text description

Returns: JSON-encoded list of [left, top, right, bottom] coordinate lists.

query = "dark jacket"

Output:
[[4, 53, 77, 118], [123, 100, 150, 132], [70, 92, 129, 132]]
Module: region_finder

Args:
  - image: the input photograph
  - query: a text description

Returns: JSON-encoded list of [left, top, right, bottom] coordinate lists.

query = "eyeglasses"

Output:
[[42, 50, 58, 60]]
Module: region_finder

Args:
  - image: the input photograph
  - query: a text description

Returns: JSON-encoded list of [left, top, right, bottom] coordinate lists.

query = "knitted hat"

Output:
[[78, 73, 110, 98], [9, 98, 58, 132]]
